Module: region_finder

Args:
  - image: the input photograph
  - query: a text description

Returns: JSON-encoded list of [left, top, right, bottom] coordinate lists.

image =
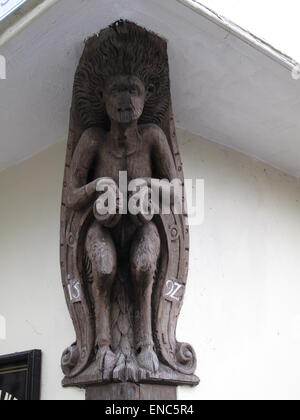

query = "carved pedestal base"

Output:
[[86, 383, 177, 401]]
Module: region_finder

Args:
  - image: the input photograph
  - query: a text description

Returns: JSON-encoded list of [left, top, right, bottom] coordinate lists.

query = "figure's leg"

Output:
[[130, 222, 161, 372], [85, 221, 117, 374]]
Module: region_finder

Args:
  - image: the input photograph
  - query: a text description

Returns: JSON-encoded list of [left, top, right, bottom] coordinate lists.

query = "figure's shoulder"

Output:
[[139, 123, 166, 143], [80, 126, 106, 147]]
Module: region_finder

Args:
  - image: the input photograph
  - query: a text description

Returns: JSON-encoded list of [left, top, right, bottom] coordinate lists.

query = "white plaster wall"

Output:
[[1, 129, 300, 400]]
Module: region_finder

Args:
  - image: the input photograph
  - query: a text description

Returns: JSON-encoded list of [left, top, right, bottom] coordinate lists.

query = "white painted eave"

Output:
[[0, 0, 299, 176], [0, 0, 58, 45], [179, 0, 298, 71]]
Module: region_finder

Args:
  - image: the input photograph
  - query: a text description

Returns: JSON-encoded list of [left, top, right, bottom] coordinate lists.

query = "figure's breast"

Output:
[[94, 141, 152, 183], [126, 149, 152, 181], [94, 150, 123, 184]]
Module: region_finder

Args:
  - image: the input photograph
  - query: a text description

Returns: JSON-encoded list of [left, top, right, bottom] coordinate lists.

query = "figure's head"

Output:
[[74, 20, 170, 128], [103, 75, 150, 124]]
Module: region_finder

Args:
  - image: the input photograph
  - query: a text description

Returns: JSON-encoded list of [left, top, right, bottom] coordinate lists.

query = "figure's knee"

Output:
[[131, 223, 160, 280], [86, 223, 117, 279], [90, 242, 116, 278]]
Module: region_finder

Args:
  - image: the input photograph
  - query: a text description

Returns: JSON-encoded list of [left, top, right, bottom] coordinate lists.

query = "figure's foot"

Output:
[[97, 346, 117, 376], [137, 345, 159, 373], [113, 354, 139, 382]]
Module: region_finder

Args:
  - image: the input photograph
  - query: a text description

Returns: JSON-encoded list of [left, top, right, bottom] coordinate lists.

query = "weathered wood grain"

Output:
[[60, 20, 199, 399]]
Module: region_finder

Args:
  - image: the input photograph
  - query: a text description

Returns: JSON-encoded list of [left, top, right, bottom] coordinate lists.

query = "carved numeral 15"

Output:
[[67, 277, 81, 303]]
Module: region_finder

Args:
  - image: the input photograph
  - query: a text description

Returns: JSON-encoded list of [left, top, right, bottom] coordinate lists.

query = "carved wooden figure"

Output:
[[60, 21, 199, 399]]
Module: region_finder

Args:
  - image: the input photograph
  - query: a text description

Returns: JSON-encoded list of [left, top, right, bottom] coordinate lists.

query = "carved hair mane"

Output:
[[74, 20, 170, 128]]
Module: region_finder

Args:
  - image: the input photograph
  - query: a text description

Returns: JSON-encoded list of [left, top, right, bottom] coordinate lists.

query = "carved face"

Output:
[[103, 76, 146, 124]]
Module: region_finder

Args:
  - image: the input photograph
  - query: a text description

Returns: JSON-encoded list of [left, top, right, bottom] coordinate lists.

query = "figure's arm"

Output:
[[150, 126, 178, 182], [66, 128, 99, 209], [148, 126, 184, 211]]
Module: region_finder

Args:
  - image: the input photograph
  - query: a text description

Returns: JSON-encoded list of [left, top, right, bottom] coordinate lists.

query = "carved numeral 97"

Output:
[[165, 280, 183, 302]]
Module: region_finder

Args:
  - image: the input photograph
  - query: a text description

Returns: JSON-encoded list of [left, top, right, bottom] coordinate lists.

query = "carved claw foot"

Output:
[[97, 346, 117, 379], [113, 355, 139, 382], [112, 353, 126, 381], [137, 345, 159, 373]]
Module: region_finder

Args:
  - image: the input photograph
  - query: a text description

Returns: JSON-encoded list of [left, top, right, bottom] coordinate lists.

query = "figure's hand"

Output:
[[95, 177, 118, 194], [66, 178, 102, 209], [82, 178, 100, 198], [128, 180, 154, 226], [93, 178, 121, 228], [83, 177, 114, 195]]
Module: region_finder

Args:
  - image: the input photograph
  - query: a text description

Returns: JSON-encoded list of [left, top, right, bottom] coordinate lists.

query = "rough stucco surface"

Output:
[[1, 129, 300, 400]]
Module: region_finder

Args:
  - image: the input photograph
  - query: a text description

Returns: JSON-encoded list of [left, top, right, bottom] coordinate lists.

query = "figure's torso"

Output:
[[93, 127, 153, 184], [90, 125, 154, 252]]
